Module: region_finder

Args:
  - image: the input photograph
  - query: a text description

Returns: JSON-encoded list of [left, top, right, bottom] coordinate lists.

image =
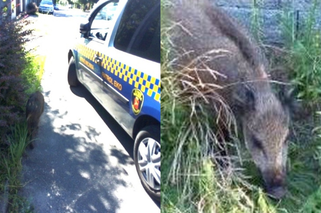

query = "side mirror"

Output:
[[80, 23, 90, 37]]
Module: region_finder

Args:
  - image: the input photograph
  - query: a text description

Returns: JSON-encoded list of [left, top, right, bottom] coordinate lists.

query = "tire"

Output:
[[134, 125, 161, 201], [67, 57, 80, 87]]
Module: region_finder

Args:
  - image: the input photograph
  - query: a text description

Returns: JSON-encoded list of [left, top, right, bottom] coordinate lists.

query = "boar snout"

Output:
[[267, 186, 286, 200], [262, 169, 286, 199]]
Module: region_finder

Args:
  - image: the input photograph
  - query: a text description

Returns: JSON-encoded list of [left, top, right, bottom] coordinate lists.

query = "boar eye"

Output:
[[252, 136, 263, 150]]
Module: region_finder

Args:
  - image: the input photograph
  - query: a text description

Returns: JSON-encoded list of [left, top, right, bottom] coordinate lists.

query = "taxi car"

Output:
[[67, 0, 160, 200]]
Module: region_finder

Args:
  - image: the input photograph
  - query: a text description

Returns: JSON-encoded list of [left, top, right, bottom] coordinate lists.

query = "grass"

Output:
[[0, 123, 34, 212], [0, 14, 47, 212], [0, 10, 46, 213], [280, 0, 321, 106], [161, 0, 321, 212], [22, 54, 46, 95], [0, 52, 44, 212]]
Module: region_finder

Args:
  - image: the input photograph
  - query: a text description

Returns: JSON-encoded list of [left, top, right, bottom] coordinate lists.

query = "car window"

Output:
[[114, 0, 160, 63], [91, 2, 119, 41], [41, 0, 52, 4]]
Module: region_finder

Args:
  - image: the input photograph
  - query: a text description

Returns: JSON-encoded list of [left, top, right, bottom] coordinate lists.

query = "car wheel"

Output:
[[134, 125, 160, 201], [68, 57, 80, 87]]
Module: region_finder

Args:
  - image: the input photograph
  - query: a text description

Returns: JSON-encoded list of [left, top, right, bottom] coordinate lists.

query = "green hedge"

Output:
[[0, 14, 32, 146]]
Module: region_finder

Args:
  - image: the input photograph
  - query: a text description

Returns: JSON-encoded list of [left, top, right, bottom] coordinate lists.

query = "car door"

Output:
[[98, 0, 160, 135], [76, 1, 120, 104]]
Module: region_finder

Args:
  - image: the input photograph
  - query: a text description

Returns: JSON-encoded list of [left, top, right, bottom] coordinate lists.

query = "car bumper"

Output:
[[39, 7, 54, 13]]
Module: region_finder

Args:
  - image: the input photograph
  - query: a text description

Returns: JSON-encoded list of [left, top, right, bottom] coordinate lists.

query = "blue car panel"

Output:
[[68, 0, 160, 200]]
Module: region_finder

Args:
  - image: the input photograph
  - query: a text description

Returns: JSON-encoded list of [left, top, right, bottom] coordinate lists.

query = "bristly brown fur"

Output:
[[26, 91, 44, 149], [167, 0, 290, 199], [203, 4, 262, 70]]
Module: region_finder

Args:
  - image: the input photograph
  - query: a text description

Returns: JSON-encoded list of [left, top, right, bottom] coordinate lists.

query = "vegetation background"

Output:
[[0, 11, 45, 211], [161, 0, 321, 212]]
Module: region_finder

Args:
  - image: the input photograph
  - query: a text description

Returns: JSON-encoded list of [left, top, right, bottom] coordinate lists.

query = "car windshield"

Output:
[[41, 1, 52, 4]]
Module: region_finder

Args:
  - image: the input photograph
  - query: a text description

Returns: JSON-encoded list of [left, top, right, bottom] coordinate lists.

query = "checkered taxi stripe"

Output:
[[78, 45, 96, 61], [77, 45, 161, 102]]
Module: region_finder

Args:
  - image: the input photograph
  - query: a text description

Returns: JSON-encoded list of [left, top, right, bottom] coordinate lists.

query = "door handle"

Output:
[[94, 54, 102, 64]]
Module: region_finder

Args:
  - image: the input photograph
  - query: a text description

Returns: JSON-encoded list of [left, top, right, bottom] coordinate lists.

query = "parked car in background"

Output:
[[38, 0, 54, 14], [67, 0, 160, 201], [54, 4, 61, 10]]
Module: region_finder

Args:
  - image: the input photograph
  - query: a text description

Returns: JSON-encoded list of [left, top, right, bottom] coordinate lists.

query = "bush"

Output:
[[26, 2, 38, 15], [0, 11, 43, 212], [0, 14, 32, 146], [280, 0, 321, 108]]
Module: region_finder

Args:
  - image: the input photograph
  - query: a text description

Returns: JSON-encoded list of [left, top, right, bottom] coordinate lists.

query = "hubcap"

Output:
[[137, 137, 161, 191]]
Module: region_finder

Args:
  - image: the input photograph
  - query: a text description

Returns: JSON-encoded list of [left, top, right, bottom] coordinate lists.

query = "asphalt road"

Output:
[[20, 10, 160, 213]]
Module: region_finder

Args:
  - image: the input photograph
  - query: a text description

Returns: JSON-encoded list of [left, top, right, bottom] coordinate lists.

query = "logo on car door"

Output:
[[131, 88, 144, 115]]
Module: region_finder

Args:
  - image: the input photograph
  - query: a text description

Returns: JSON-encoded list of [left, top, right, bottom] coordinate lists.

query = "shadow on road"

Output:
[[69, 84, 161, 207], [70, 85, 134, 160], [21, 84, 160, 212], [22, 112, 127, 212]]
